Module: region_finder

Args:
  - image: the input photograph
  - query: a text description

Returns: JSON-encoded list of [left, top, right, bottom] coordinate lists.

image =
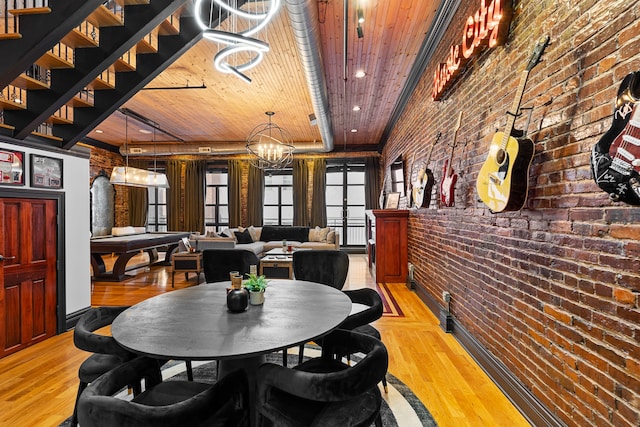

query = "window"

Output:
[[263, 169, 293, 225], [390, 156, 405, 196], [205, 164, 228, 233], [326, 161, 366, 247], [147, 164, 167, 231]]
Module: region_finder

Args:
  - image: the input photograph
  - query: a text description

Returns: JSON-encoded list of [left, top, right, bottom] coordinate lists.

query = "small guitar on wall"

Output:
[[476, 35, 550, 213], [591, 70, 640, 205], [440, 112, 463, 207], [412, 131, 442, 208]]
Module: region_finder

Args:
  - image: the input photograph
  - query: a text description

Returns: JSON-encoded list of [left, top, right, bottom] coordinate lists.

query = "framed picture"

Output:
[[30, 154, 63, 189], [384, 192, 400, 209], [0, 149, 25, 186]]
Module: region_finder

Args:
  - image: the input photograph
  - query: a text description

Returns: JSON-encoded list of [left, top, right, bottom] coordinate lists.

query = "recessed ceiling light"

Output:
[[95, 129, 103, 134], [351, 129, 358, 133], [355, 70, 366, 78], [139, 129, 152, 134], [352, 106, 361, 111]]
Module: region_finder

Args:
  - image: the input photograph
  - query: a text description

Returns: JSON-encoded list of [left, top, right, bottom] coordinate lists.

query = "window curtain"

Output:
[[167, 159, 182, 231], [310, 158, 326, 227], [365, 157, 381, 210], [293, 159, 309, 226], [228, 160, 242, 228], [128, 160, 148, 227], [184, 160, 206, 233], [247, 164, 264, 226]]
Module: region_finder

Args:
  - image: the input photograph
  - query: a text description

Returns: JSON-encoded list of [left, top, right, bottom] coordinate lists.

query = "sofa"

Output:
[[190, 225, 339, 258]]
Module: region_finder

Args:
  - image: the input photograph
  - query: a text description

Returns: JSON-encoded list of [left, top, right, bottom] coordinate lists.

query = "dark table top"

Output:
[[90, 231, 190, 253], [111, 280, 352, 361]]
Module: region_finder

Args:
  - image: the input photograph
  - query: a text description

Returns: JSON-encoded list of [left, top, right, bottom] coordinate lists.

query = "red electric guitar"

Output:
[[440, 112, 463, 207], [412, 132, 442, 209]]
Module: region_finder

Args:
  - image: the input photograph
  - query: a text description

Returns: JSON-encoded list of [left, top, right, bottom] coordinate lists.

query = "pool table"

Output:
[[90, 232, 191, 281]]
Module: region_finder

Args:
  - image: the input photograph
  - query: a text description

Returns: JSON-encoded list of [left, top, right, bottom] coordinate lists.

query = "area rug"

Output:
[[378, 282, 405, 317], [60, 347, 437, 427]]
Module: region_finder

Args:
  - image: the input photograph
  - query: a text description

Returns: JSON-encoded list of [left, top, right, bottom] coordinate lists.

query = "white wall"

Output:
[[0, 141, 91, 315]]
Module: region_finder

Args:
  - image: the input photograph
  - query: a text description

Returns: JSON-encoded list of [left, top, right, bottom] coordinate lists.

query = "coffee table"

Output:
[[260, 254, 292, 279]]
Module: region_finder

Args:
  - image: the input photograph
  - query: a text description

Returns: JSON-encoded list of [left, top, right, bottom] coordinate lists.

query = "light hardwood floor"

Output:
[[0, 254, 530, 426]]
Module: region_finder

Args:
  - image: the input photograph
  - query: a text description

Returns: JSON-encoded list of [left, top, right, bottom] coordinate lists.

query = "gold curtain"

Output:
[[293, 158, 309, 226], [228, 160, 242, 228], [310, 158, 326, 227], [128, 160, 148, 227], [184, 160, 206, 233], [247, 164, 264, 226], [167, 159, 182, 231], [365, 157, 381, 209]]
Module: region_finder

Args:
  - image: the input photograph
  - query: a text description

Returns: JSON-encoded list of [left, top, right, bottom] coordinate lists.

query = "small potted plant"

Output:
[[244, 273, 268, 305]]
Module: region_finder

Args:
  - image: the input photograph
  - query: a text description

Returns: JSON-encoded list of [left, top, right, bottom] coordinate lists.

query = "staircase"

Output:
[[0, 0, 205, 149]]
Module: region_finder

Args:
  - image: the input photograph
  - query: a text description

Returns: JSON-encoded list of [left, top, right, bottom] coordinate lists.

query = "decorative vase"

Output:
[[249, 290, 265, 305], [227, 288, 249, 312]]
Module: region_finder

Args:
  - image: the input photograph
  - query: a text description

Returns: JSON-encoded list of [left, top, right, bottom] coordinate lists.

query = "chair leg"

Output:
[[282, 349, 288, 367], [186, 360, 193, 381], [375, 413, 383, 427], [382, 373, 388, 393], [298, 343, 305, 365], [71, 381, 87, 427]]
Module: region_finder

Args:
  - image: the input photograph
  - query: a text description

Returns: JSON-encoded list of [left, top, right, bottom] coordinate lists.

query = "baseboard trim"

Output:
[[413, 285, 566, 427], [65, 307, 91, 331]]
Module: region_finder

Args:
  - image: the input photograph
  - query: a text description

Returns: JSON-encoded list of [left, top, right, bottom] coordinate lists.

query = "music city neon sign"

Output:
[[432, 0, 512, 101]]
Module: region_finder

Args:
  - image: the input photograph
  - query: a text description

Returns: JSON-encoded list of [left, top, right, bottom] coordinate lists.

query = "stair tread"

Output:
[[8, 7, 51, 15]]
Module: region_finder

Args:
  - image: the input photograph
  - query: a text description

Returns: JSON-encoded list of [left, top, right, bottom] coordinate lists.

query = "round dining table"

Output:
[[111, 279, 352, 425]]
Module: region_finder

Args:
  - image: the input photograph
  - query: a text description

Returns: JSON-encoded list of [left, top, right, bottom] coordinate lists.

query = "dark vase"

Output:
[[227, 288, 249, 312]]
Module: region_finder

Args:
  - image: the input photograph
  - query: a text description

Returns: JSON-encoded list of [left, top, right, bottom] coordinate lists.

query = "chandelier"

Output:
[[110, 113, 169, 188], [246, 111, 294, 170], [193, 0, 281, 83]]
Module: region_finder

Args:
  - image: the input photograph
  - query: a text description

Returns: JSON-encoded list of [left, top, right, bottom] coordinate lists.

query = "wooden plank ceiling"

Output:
[[89, 0, 442, 154]]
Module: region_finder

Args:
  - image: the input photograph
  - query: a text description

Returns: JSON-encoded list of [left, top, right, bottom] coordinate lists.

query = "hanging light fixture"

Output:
[[110, 114, 169, 188], [193, 0, 281, 83], [246, 111, 294, 170]]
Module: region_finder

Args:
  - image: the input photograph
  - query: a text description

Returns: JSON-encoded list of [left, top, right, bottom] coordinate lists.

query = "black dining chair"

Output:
[[292, 249, 349, 289], [291, 250, 350, 364], [202, 249, 260, 283], [340, 288, 388, 392], [78, 356, 250, 427], [256, 329, 388, 427], [71, 306, 137, 427]]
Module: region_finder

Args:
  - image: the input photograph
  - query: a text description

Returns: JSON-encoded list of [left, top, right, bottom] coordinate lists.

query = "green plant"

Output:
[[244, 273, 268, 292]]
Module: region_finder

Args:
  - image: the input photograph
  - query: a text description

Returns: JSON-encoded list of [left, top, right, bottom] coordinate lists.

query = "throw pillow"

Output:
[[206, 230, 220, 238], [220, 228, 236, 241], [234, 229, 254, 244], [248, 225, 261, 242], [309, 226, 331, 242], [326, 230, 335, 244], [309, 227, 322, 242]]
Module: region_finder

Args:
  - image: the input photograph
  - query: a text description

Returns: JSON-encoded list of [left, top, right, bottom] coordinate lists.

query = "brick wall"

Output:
[[381, 0, 640, 425], [89, 146, 127, 226]]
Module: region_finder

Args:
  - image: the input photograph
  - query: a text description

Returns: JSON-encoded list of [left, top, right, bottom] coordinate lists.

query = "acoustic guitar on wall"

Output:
[[412, 132, 442, 209], [440, 112, 463, 207], [476, 36, 549, 213]]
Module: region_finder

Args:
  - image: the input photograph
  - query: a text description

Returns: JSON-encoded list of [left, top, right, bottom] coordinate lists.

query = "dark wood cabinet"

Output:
[[365, 209, 409, 283]]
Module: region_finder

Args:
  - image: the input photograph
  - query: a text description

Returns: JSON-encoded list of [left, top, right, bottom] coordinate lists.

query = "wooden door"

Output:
[[0, 198, 57, 358]]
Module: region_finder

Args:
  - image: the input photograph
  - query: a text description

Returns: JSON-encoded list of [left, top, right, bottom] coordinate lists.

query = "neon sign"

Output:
[[432, 0, 512, 101]]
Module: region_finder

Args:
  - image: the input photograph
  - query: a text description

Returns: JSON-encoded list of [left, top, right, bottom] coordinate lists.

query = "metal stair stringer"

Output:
[[0, 0, 104, 90], [58, 15, 202, 148], [7, 0, 189, 142]]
